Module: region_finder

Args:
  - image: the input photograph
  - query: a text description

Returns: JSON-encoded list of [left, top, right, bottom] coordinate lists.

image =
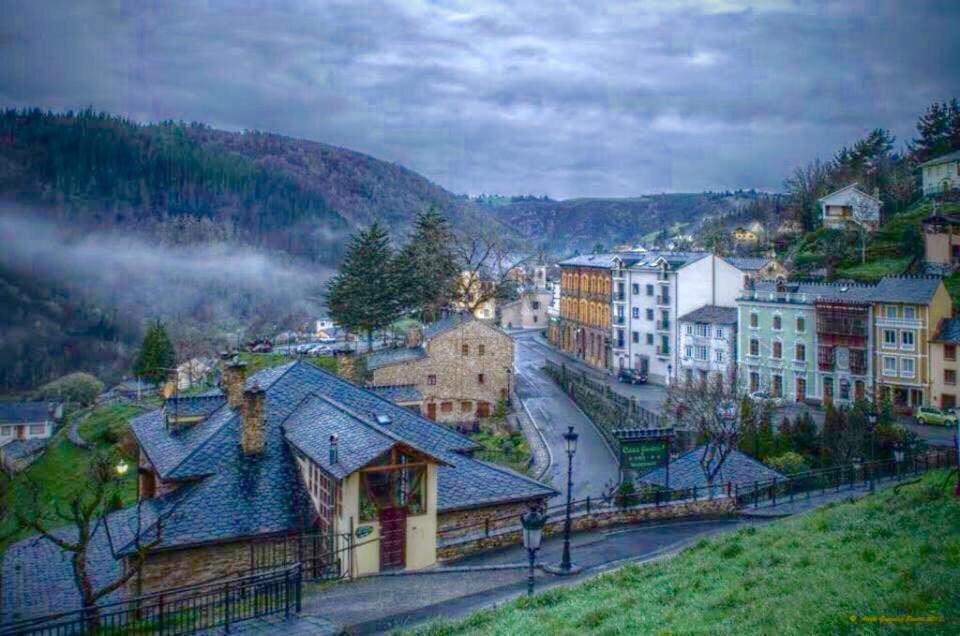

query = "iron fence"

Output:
[[437, 448, 958, 544], [250, 531, 349, 581], [0, 564, 302, 636]]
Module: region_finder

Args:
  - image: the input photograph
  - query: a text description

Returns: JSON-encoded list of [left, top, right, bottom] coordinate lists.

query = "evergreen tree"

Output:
[[326, 223, 401, 350], [396, 208, 460, 322], [792, 411, 821, 462], [133, 320, 176, 384], [911, 99, 960, 163], [756, 405, 776, 460]]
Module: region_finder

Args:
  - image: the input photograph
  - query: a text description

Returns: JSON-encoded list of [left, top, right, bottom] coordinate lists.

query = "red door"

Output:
[[426, 402, 437, 420], [379, 507, 406, 570]]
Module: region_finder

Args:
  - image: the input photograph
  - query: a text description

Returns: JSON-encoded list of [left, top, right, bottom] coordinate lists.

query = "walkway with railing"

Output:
[[0, 565, 303, 636]]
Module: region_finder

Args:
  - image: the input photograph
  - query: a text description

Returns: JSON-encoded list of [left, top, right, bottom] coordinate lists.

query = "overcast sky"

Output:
[[2, 1, 958, 198]]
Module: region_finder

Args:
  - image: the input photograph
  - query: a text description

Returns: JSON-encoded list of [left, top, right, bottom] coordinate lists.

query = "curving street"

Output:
[[512, 330, 621, 500]]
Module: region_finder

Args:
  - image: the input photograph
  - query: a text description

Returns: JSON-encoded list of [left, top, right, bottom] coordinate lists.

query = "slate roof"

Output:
[[423, 313, 474, 340], [0, 438, 48, 460], [723, 256, 773, 272], [637, 446, 785, 490], [748, 280, 876, 304], [919, 149, 960, 168], [0, 402, 53, 424], [933, 318, 960, 343], [677, 305, 738, 325], [163, 395, 226, 419], [558, 253, 621, 268], [870, 276, 943, 304], [818, 182, 882, 205], [4, 361, 557, 622], [368, 384, 422, 403], [365, 346, 427, 370], [625, 251, 710, 271]]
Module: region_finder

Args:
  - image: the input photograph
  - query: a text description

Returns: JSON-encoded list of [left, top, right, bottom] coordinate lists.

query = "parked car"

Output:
[[617, 369, 648, 385], [915, 406, 957, 427], [748, 391, 784, 408]]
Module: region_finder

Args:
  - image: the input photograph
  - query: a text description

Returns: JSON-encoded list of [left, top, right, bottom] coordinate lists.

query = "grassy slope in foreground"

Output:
[[415, 470, 960, 635]]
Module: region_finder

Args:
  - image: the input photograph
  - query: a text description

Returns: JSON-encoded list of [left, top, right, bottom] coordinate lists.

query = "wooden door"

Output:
[[379, 507, 406, 570], [426, 402, 437, 420], [476, 401, 490, 417]]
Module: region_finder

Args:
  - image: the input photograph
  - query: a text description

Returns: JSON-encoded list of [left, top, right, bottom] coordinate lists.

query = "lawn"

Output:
[[238, 352, 337, 375], [413, 470, 960, 635], [1, 405, 141, 552]]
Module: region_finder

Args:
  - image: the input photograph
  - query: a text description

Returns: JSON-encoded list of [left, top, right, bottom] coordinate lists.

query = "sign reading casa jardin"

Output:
[[614, 428, 673, 473]]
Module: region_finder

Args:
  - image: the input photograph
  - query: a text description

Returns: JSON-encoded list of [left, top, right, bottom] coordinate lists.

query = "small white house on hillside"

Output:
[[819, 184, 882, 232], [921, 150, 960, 197]]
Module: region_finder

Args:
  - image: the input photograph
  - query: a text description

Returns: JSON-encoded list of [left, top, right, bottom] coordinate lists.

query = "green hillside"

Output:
[[788, 199, 960, 287], [415, 470, 960, 635]]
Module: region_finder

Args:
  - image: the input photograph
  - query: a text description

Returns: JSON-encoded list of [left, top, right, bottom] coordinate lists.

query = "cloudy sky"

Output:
[[2, 0, 958, 198]]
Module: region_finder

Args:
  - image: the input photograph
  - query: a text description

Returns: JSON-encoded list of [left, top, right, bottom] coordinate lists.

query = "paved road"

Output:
[[512, 331, 621, 499]]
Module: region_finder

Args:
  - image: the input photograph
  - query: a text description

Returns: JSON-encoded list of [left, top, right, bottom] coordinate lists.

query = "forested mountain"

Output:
[[482, 192, 764, 253], [0, 108, 493, 264]]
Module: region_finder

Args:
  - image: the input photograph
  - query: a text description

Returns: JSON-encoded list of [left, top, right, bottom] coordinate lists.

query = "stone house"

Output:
[[818, 183, 882, 232], [498, 289, 553, 330], [1, 360, 554, 621], [723, 256, 789, 284], [366, 315, 514, 423], [677, 305, 738, 386], [930, 318, 960, 410], [920, 150, 960, 197]]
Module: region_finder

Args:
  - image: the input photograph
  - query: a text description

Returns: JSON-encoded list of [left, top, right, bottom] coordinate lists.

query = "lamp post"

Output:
[[893, 443, 905, 479], [521, 507, 546, 595], [866, 411, 878, 492], [667, 363, 673, 385], [556, 426, 579, 574]]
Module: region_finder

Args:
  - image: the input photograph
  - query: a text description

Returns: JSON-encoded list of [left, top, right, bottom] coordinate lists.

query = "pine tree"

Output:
[[133, 320, 176, 384], [911, 99, 960, 163], [395, 208, 460, 322], [326, 223, 401, 350]]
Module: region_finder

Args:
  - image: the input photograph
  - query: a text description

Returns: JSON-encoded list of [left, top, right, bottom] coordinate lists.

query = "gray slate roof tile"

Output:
[[678, 305, 738, 324], [638, 446, 785, 490], [0, 402, 54, 424]]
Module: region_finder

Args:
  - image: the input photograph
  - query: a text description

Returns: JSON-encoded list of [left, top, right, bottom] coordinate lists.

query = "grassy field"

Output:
[[1, 404, 141, 552], [414, 470, 960, 635]]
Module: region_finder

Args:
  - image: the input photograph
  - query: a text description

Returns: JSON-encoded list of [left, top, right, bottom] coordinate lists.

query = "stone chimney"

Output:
[[405, 327, 422, 347], [222, 360, 248, 410], [241, 383, 266, 456]]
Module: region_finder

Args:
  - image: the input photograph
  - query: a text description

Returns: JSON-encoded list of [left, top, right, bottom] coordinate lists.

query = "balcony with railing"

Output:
[[656, 295, 671, 306], [614, 315, 626, 325], [656, 345, 670, 357], [656, 319, 671, 331]]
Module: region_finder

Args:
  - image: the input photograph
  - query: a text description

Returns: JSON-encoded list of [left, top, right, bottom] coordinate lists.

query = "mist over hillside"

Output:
[[0, 208, 330, 391]]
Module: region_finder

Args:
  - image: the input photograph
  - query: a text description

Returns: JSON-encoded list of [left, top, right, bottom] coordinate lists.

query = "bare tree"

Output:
[[663, 371, 744, 489], [454, 232, 531, 313], [11, 450, 177, 624]]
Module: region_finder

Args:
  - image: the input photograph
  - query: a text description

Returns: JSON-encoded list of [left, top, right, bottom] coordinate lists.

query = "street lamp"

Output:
[[521, 507, 546, 596], [866, 411, 878, 492], [115, 459, 130, 477], [667, 364, 673, 385], [555, 426, 579, 574]]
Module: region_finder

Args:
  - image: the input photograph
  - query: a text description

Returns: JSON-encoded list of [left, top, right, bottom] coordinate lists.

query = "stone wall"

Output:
[[437, 496, 735, 561], [129, 535, 291, 596], [437, 500, 536, 543]]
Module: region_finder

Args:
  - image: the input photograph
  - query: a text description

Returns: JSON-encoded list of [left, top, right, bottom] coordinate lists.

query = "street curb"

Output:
[[519, 391, 553, 482]]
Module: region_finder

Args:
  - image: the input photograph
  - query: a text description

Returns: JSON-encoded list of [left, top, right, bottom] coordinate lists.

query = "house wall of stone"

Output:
[[499, 290, 552, 330], [129, 536, 287, 596], [370, 320, 514, 423], [437, 499, 537, 543]]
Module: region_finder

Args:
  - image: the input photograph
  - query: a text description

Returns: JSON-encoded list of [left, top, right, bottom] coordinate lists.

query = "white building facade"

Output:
[[611, 253, 747, 385], [678, 306, 738, 386]]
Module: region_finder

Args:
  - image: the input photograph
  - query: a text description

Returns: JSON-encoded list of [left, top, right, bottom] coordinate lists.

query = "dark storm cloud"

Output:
[[1, 0, 958, 197]]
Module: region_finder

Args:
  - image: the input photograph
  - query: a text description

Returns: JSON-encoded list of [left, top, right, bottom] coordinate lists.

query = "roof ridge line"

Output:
[[470, 456, 559, 492]]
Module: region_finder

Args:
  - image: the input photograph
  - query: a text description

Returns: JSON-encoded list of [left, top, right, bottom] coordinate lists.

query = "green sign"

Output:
[[355, 525, 374, 539], [621, 440, 666, 472]]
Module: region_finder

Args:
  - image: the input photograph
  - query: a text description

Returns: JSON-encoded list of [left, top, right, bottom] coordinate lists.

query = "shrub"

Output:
[[766, 451, 808, 476], [35, 372, 104, 406]]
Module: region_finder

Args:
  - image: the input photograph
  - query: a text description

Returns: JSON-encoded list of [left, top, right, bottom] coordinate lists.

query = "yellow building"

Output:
[[731, 227, 759, 243], [871, 276, 952, 410], [556, 254, 615, 370], [454, 271, 497, 320]]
